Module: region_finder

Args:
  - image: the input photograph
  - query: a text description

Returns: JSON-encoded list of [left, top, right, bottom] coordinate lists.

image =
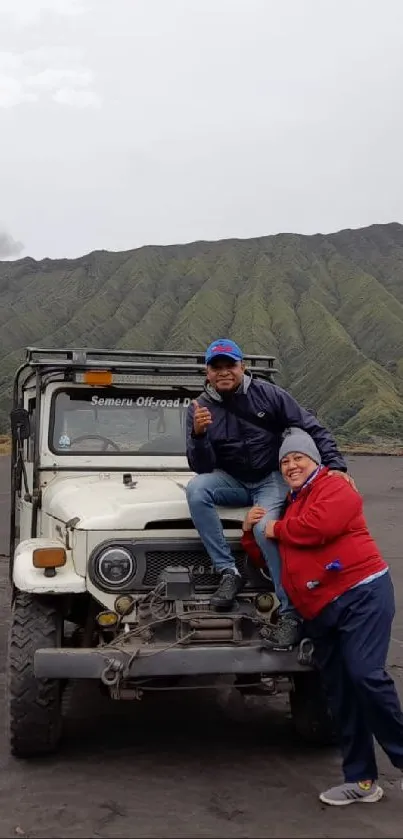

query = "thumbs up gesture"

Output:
[[192, 400, 213, 435]]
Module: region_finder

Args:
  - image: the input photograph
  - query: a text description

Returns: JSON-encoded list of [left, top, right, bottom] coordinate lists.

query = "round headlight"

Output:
[[96, 547, 136, 588]]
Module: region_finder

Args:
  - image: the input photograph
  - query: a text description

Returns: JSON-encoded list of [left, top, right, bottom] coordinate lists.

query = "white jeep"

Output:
[[6, 347, 333, 756]]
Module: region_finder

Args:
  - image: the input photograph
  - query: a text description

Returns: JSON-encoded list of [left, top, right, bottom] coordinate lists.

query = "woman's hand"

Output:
[[243, 506, 266, 531], [329, 470, 358, 492], [265, 519, 278, 539]]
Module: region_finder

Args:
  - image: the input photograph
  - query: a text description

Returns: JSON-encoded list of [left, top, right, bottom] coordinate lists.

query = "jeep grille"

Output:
[[144, 548, 246, 589]]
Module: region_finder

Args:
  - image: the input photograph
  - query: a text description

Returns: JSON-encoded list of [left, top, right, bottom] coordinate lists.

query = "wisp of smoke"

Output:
[[0, 231, 24, 258]]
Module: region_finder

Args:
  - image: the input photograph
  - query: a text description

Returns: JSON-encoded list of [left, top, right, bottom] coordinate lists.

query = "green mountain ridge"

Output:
[[0, 222, 403, 445]]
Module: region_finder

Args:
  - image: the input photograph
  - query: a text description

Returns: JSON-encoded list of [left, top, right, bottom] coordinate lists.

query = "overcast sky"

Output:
[[1, 0, 403, 260]]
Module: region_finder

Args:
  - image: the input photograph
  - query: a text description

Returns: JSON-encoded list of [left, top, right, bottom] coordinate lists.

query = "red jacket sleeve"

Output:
[[273, 477, 362, 547], [241, 530, 265, 567]]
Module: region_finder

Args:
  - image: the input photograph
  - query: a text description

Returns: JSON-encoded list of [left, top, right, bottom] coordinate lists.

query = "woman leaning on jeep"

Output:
[[241, 427, 403, 806]]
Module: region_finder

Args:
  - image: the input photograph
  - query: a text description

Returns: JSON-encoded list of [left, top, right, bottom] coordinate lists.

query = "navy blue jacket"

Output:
[[186, 374, 346, 481]]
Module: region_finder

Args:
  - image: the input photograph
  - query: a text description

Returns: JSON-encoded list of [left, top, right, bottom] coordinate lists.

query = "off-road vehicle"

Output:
[[6, 347, 334, 756]]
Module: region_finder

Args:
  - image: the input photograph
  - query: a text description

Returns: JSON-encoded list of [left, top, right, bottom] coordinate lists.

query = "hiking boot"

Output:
[[260, 614, 301, 649], [210, 570, 243, 610], [319, 781, 384, 806]]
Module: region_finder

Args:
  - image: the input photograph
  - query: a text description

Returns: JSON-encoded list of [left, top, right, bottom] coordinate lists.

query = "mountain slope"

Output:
[[0, 222, 403, 445]]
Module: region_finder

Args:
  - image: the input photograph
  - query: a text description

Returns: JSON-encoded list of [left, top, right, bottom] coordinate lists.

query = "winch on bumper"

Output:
[[34, 566, 315, 683]]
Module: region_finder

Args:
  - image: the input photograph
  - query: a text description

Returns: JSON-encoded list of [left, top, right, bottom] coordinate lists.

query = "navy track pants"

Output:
[[305, 572, 403, 782]]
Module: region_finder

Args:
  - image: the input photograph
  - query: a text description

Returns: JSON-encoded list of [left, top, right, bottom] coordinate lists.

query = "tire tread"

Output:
[[6, 591, 62, 757]]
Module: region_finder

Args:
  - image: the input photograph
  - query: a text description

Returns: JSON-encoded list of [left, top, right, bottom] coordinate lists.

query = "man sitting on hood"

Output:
[[185, 338, 351, 648]]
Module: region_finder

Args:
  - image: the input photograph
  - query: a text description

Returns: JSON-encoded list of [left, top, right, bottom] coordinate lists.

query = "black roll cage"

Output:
[[9, 346, 277, 568]]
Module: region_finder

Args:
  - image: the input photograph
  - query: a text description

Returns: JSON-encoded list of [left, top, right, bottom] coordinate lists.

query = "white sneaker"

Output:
[[319, 781, 384, 806]]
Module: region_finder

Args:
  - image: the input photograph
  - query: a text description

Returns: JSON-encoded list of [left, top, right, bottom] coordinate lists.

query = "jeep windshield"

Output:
[[50, 387, 194, 454]]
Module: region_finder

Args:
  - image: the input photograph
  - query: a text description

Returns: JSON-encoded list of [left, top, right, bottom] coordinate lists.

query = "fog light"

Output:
[[96, 610, 119, 627], [256, 593, 275, 613], [114, 595, 134, 616]]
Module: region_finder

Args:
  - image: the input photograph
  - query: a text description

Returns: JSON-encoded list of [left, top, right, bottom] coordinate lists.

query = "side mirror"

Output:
[[10, 407, 30, 441]]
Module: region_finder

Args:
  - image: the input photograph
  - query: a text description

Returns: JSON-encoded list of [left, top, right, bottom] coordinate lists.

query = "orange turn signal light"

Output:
[[83, 370, 113, 386], [33, 548, 67, 569]]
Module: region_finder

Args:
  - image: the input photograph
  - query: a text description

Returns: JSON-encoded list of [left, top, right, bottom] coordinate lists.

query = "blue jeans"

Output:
[[185, 469, 294, 615]]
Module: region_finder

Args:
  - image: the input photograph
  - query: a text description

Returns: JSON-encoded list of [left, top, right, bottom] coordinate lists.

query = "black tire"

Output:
[[289, 672, 337, 747], [6, 591, 63, 757]]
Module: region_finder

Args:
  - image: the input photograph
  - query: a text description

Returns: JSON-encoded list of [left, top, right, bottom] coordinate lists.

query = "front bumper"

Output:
[[34, 642, 313, 681]]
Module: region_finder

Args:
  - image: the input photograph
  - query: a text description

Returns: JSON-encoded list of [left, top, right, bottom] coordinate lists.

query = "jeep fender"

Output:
[[13, 538, 86, 595]]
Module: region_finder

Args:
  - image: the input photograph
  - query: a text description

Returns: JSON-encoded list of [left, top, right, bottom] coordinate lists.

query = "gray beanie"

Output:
[[279, 428, 321, 466]]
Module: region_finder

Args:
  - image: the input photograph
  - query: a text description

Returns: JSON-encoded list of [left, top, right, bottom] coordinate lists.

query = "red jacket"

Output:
[[241, 467, 387, 619]]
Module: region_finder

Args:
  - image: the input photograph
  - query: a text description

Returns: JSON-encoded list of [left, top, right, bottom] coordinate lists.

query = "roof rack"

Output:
[[25, 347, 278, 377]]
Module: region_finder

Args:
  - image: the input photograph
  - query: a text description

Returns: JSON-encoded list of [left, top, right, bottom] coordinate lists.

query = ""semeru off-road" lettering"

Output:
[[90, 395, 192, 408]]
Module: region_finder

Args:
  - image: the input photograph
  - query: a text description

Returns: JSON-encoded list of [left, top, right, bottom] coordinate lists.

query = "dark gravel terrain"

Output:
[[0, 456, 402, 838]]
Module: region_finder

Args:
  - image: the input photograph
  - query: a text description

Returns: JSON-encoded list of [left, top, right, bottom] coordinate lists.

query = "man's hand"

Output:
[[329, 470, 358, 492], [192, 400, 213, 436], [265, 520, 278, 539], [243, 506, 266, 531]]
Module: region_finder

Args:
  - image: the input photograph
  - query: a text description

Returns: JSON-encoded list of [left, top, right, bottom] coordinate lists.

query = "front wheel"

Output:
[[289, 672, 337, 746], [6, 591, 63, 757]]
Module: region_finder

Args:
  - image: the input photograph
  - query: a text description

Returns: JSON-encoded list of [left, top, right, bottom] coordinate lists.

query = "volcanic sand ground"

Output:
[[0, 456, 402, 838]]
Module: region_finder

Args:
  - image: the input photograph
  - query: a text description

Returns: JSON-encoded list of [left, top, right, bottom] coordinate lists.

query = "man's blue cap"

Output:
[[205, 338, 243, 364]]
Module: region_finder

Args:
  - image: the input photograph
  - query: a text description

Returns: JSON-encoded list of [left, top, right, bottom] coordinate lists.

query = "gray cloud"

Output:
[[0, 48, 100, 108], [0, 231, 24, 258], [1, 0, 403, 259], [0, 0, 85, 25]]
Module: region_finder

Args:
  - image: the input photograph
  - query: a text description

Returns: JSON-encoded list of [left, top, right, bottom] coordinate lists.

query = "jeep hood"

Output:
[[42, 474, 244, 531]]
